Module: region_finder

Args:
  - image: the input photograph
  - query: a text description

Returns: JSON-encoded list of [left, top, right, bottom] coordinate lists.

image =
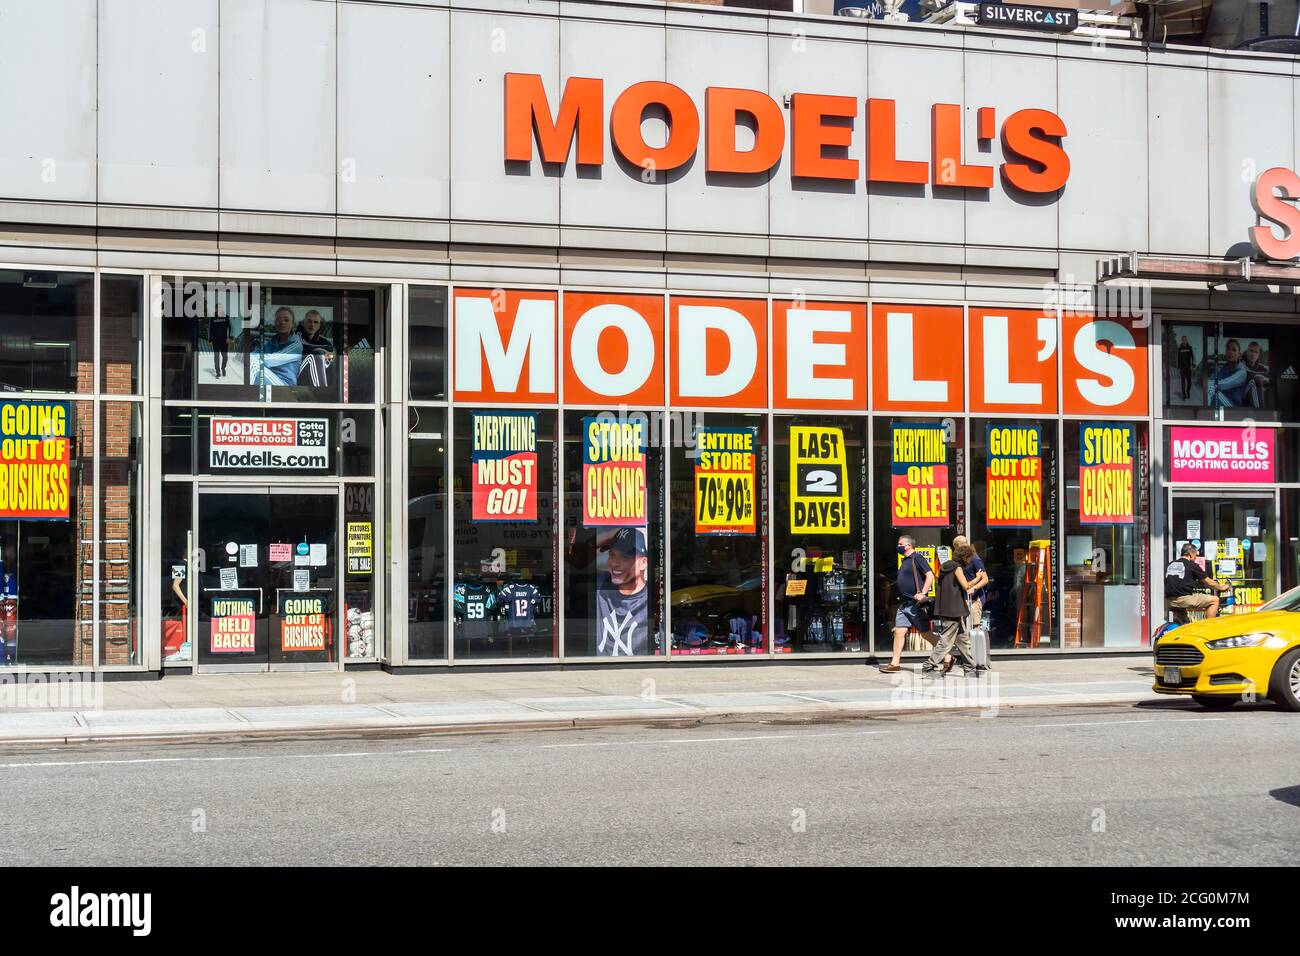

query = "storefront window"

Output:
[[408, 286, 447, 401], [774, 416, 868, 654], [161, 482, 192, 665], [407, 407, 447, 659], [970, 420, 1059, 649], [450, 409, 556, 659], [163, 279, 378, 404], [562, 410, 665, 658], [1063, 421, 1150, 647], [100, 275, 142, 395], [0, 270, 94, 393], [343, 483, 377, 660], [669, 413, 767, 655], [0, 399, 93, 666], [872, 417, 963, 654], [99, 402, 142, 665], [1161, 319, 1299, 423]]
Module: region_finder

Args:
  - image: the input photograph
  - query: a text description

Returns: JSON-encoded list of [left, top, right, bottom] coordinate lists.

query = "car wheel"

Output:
[[1191, 694, 1236, 710], [1268, 647, 1300, 712]]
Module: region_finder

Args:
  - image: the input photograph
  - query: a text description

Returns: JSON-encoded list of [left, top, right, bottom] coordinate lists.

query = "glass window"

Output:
[[872, 417, 964, 657], [100, 275, 142, 395], [99, 402, 141, 665], [1162, 319, 1298, 423], [670, 413, 767, 656], [774, 415, 868, 654], [343, 482, 378, 660], [161, 482, 192, 664], [0, 399, 92, 665], [562, 410, 665, 658], [407, 407, 447, 659], [163, 278, 378, 404], [971, 420, 1059, 650], [1063, 420, 1150, 647], [0, 270, 94, 394], [408, 286, 447, 401], [451, 409, 556, 659]]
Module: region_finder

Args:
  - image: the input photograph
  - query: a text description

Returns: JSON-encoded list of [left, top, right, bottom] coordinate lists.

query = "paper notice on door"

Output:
[[295, 554, 309, 566], [1224, 538, 1240, 559], [270, 543, 292, 563], [1203, 540, 1218, 561], [239, 544, 257, 567], [1246, 516, 1261, 538], [1186, 520, 1201, 540], [293, 569, 310, 592], [219, 567, 238, 590], [1254, 542, 1267, 561], [1217, 559, 1237, 577], [309, 543, 327, 567]]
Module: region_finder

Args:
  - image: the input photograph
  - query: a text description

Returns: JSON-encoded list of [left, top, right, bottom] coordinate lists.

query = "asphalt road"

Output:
[[3, 699, 1299, 866]]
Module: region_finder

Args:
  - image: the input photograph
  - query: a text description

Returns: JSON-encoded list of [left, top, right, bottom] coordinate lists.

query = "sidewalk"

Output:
[[0, 656, 1161, 745]]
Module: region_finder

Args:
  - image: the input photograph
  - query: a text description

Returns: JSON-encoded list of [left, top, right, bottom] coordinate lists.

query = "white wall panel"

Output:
[[0, 0, 96, 203], [450, 9, 560, 226], [768, 33, 868, 241], [866, 42, 962, 246], [1207, 68, 1294, 257], [219, 0, 336, 214], [339, 2, 448, 219], [100, 0, 219, 208], [962, 51, 1059, 252], [1147, 65, 1209, 256], [559, 17, 665, 232], [1058, 57, 1147, 253], [665, 24, 769, 237]]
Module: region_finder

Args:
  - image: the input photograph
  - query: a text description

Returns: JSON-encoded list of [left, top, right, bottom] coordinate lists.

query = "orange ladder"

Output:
[[1013, 540, 1051, 648]]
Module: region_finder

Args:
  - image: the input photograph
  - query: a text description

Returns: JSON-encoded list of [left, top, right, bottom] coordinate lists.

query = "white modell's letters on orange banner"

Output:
[[450, 290, 1149, 416]]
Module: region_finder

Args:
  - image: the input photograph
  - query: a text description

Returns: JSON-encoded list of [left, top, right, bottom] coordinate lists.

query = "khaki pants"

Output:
[[927, 618, 976, 669], [967, 597, 983, 634]]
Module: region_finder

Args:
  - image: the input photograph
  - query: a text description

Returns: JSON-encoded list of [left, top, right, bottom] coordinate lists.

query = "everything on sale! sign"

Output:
[[694, 426, 757, 536], [891, 423, 949, 527], [0, 401, 71, 520], [471, 412, 538, 521]]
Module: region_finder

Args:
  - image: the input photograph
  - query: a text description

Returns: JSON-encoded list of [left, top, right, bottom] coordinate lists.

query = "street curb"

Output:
[[0, 692, 1162, 749]]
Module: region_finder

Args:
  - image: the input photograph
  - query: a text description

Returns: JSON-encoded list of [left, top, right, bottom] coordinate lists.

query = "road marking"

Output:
[[541, 729, 891, 749], [1021, 717, 1231, 729]]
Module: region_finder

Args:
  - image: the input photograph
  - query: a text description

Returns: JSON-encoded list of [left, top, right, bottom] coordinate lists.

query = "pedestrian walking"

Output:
[[879, 535, 933, 673], [921, 551, 979, 677]]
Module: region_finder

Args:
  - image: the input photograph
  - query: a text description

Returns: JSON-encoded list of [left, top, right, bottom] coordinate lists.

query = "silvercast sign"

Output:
[[975, 1, 1079, 32]]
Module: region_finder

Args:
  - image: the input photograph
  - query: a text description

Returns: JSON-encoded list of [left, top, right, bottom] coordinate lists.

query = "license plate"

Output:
[[1162, 666, 1181, 684]]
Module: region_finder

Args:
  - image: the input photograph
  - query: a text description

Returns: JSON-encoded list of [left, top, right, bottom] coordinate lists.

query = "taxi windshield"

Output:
[[1260, 587, 1300, 613]]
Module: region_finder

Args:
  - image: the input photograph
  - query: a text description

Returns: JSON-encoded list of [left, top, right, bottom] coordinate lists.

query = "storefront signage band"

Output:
[[1250, 166, 1300, 261], [505, 74, 1070, 194], [975, 2, 1079, 33]]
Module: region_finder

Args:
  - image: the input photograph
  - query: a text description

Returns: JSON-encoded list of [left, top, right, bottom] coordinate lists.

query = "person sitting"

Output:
[[1164, 543, 1230, 620]]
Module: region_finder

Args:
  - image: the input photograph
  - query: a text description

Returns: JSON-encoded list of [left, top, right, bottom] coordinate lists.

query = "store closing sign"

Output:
[[0, 401, 71, 520], [694, 426, 757, 536], [986, 424, 1042, 528], [891, 423, 949, 527], [279, 592, 328, 653], [790, 425, 849, 534], [471, 412, 538, 521], [582, 417, 647, 528], [1168, 425, 1275, 484], [210, 594, 256, 654], [1079, 423, 1135, 524]]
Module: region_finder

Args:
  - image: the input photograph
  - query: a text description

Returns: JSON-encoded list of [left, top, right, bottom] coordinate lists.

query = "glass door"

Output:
[[1168, 491, 1279, 613], [196, 486, 339, 671]]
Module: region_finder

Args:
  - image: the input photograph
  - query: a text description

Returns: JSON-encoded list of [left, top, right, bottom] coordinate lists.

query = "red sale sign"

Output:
[[1168, 425, 1275, 484], [471, 412, 538, 521]]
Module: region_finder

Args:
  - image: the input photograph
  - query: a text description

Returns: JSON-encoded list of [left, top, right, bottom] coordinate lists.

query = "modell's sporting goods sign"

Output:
[[209, 417, 329, 470]]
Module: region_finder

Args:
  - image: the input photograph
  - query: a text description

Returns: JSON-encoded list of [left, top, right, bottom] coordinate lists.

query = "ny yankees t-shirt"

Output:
[[595, 578, 649, 657]]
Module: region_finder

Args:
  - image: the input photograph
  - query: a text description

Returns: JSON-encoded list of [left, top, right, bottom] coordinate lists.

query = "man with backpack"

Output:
[[922, 553, 980, 677]]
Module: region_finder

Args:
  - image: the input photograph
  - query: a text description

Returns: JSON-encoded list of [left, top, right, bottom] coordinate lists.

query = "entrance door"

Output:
[[1168, 491, 1279, 612], [196, 486, 339, 671]]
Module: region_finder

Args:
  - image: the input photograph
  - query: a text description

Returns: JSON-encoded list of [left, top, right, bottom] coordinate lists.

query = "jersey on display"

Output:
[[497, 581, 542, 630], [453, 581, 498, 638]]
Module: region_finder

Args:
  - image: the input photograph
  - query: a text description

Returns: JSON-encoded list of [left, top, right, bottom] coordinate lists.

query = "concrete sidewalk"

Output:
[[0, 656, 1162, 745]]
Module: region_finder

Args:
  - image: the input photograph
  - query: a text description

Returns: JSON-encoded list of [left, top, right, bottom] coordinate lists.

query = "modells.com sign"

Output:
[[209, 417, 329, 470]]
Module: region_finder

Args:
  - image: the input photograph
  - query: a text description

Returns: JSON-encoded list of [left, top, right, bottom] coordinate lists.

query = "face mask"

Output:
[[897, 546, 908, 556]]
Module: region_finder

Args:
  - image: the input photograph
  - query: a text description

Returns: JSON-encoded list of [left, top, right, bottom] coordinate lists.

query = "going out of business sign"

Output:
[[976, 2, 1079, 32], [209, 417, 329, 470]]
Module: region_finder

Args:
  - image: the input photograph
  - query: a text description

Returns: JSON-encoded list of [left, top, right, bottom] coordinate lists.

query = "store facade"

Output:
[[0, 0, 1296, 672]]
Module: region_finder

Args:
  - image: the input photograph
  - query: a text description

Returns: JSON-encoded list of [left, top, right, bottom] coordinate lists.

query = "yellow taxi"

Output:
[[1153, 586, 1300, 710]]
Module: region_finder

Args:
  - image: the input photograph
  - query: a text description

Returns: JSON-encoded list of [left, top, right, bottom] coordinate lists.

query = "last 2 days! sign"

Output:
[[790, 426, 849, 535]]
